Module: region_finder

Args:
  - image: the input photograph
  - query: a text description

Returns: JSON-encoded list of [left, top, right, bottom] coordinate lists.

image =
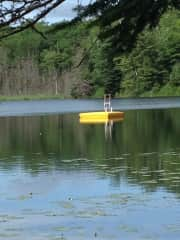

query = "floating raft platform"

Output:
[[79, 117, 124, 124], [79, 111, 124, 122]]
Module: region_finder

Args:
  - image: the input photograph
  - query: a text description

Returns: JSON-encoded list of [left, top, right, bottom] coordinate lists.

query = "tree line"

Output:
[[0, 9, 179, 98]]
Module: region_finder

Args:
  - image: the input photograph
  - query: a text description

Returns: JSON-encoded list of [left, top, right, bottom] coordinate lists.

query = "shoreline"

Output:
[[0, 93, 180, 102]]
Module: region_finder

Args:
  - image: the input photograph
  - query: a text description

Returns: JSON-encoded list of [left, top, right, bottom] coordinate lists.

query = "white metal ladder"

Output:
[[104, 94, 112, 112]]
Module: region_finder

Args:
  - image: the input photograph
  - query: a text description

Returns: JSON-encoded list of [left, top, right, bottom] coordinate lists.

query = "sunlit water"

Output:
[[1, 97, 180, 116], [0, 99, 180, 239]]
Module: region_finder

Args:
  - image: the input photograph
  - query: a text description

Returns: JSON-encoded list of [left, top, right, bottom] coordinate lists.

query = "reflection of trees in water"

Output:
[[102, 109, 180, 194], [0, 109, 180, 193], [107, 153, 180, 195]]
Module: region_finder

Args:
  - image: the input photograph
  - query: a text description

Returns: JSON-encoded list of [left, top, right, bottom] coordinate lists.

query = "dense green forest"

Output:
[[0, 9, 179, 98]]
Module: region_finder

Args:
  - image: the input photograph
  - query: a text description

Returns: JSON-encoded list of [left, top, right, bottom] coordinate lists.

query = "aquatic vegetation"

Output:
[[118, 224, 139, 233], [165, 224, 180, 232]]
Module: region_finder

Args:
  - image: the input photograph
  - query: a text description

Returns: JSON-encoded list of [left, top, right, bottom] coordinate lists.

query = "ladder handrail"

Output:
[[104, 94, 112, 112]]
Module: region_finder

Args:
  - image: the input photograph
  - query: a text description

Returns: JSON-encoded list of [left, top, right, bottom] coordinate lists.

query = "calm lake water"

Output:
[[1, 98, 180, 239]]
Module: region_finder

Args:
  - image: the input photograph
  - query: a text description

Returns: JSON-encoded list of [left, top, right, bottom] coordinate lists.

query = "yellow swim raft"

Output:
[[79, 94, 124, 123], [79, 111, 124, 122]]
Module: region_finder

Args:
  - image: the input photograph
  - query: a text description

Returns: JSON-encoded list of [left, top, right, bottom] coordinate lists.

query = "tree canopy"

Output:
[[79, 0, 180, 52], [0, 0, 179, 44], [0, 9, 179, 97], [0, 0, 179, 98]]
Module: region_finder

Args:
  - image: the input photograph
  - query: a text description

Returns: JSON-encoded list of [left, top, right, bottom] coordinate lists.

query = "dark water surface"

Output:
[[0, 100, 180, 239]]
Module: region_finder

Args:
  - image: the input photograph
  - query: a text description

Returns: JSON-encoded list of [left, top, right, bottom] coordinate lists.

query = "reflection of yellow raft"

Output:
[[79, 111, 124, 122]]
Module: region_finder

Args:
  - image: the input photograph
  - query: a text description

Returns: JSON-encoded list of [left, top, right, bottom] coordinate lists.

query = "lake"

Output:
[[0, 98, 180, 240]]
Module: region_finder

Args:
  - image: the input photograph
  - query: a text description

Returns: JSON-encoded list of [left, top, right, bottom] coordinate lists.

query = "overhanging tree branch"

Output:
[[0, 0, 66, 39], [0, 0, 179, 45]]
